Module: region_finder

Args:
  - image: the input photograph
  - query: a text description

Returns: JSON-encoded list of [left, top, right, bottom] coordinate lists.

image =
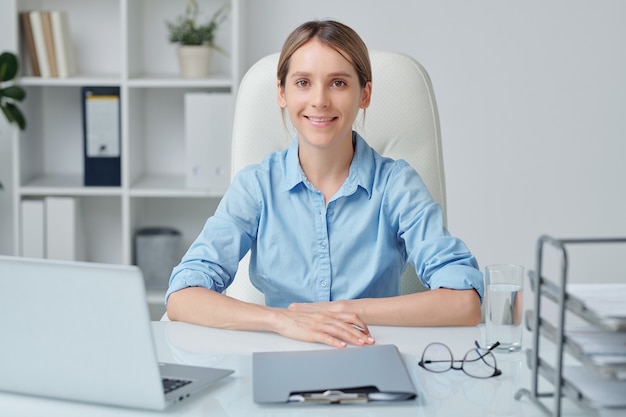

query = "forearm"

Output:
[[166, 286, 278, 331], [166, 286, 374, 348], [340, 288, 482, 327]]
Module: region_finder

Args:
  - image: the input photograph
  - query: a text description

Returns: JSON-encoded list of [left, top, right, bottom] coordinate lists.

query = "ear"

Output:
[[277, 80, 287, 108], [359, 81, 372, 109]]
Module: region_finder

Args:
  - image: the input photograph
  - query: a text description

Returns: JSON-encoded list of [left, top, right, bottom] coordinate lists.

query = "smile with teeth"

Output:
[[306, 116, 336, 123]]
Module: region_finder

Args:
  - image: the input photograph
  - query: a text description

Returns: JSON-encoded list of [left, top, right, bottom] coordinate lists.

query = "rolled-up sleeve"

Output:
[[388, 162, 484, 302], [165, 167, 260, 304]]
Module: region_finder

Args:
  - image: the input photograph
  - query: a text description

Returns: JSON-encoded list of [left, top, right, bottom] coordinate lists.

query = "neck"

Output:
[[298, 135, 355, 203]]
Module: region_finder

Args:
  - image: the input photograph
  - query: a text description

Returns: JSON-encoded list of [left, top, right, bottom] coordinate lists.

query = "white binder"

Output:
[[20, 199, 45, 258], [45, 196, 83, 261], [184, 92, 232, 191]]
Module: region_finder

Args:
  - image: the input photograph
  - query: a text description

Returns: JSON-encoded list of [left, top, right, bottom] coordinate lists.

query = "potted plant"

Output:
[[0, 51, 27, 190], [165, 0, 230, 78]]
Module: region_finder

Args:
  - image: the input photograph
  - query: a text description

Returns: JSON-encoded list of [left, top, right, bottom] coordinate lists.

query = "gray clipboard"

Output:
[[252, 344, 417, 404]]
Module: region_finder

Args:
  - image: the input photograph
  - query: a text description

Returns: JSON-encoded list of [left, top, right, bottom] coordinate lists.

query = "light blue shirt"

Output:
[[166, 132, 483, 308]]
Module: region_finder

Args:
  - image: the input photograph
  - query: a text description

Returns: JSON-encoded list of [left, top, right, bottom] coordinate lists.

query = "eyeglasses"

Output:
[[418, 340, 502, 379]]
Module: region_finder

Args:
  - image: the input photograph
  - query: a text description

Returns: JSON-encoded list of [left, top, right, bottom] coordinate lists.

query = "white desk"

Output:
[[0, 322, 590, 416]]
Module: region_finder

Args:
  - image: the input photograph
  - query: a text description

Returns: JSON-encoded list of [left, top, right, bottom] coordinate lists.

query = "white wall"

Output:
[[243, 0, 626, 282], [1, 0, 625, 282]]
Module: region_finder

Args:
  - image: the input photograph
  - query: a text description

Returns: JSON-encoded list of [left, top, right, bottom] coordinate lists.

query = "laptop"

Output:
[[253, 344, 417, 404], [0, 255, 234, 410]]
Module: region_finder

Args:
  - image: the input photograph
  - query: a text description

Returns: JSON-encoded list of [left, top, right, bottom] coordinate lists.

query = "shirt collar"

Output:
[[283, 131, 375, 198], [283, 137, 304, 192]]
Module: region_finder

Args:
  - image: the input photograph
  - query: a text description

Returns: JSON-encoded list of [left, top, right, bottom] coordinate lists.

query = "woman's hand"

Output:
[[274, 306, 375, 348]]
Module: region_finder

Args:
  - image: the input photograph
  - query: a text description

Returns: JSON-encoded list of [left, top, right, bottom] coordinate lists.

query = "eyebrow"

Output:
[[289, 71, 354, 79]]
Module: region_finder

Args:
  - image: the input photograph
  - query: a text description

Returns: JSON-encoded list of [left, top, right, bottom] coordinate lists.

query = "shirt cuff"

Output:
[[164, 270, 218, 305], [428, 265, 484, 303]]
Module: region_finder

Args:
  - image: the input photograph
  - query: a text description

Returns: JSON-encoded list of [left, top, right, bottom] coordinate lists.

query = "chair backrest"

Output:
[[226, 51, 446, 304]]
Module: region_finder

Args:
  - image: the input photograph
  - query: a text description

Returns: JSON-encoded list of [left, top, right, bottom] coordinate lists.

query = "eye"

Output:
[[331, 80, 346, 87], [295, 79, 309, 87]]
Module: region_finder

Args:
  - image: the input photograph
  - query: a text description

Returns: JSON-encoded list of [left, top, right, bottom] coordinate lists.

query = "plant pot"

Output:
[[176, 45, 212, 78]]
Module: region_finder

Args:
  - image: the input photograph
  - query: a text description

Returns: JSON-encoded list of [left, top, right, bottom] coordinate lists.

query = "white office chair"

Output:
[[225, 50, 446, 305]]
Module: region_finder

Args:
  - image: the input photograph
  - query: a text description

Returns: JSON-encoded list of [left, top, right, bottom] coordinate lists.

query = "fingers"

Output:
[[279, 310, 375, 348]]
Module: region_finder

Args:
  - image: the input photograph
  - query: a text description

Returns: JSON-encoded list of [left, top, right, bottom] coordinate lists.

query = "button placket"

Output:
[[313, 196, 331, 301]]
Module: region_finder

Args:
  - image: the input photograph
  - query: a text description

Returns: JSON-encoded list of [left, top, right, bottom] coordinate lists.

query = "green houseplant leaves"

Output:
[[0, 51, 27, 131], [166, 0, 229, 51]]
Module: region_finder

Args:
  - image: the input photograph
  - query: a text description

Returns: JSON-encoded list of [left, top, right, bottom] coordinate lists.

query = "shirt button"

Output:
[[320, 242, 327, 249], [321, 281, 328, 287]]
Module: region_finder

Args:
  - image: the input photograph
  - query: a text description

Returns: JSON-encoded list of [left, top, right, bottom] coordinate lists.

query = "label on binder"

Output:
[[85, 92, 120, 158]]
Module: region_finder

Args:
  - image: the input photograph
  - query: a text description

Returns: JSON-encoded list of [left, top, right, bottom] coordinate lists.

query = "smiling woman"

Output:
[[165, 20, 483, 349]]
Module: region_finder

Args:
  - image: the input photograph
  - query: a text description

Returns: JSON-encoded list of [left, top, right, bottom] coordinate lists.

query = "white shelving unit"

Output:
[[7, 0, 246, 305]]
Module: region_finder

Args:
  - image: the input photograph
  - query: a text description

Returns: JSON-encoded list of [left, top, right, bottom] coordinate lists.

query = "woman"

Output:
[[166, 20, 483, 348]]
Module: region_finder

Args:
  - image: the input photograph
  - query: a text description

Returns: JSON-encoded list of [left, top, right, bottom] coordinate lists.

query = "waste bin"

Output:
[[134, 227, 181, 290]]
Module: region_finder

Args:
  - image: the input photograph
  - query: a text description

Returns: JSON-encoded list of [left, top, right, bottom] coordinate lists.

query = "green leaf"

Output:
[[1, 85, 26, 101], [1, 103, 14, 123], [2, 102, 27, 130], [0, 52, 19, 82]]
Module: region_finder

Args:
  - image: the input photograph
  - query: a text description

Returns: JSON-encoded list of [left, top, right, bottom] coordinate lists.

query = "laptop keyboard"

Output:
[[162, 378, 192, 394]]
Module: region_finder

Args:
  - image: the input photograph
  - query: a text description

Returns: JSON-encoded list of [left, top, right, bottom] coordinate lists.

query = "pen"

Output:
[[352, 324, 365, 332]]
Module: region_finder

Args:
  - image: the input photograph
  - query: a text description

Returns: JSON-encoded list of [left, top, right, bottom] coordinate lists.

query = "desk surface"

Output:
[[1, 322, 591, 416]]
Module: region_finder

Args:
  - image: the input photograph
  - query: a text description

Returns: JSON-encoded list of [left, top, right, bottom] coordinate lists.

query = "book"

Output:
[[50, 10, 77, 78], [19, 11, 40, 76], [29, 11, 51, 78], [20, 199, 45, 258], [40, 11, 58, 77], [45, 196, 83, 261]]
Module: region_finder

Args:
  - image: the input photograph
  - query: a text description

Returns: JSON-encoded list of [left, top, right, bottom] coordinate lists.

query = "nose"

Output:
[[311, 84, 329, 108]]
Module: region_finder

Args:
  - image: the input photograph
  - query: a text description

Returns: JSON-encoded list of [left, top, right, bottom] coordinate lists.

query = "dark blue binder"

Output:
[[82, 86, 121, 186]]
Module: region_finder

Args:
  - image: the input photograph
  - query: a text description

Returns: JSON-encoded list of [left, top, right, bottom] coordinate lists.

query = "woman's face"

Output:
[[278, 39, 371, 151]]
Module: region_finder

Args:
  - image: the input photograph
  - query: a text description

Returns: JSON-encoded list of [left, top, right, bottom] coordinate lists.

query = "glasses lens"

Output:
[[462, 348, 498, 378], [420, 343, 453, 373]]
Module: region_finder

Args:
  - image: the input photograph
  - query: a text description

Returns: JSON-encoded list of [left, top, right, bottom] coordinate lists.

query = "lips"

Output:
[[306, 116, 336, 123]]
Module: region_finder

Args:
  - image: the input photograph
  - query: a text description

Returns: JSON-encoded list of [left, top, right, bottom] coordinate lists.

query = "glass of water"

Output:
[[484, 264, 525, 353]]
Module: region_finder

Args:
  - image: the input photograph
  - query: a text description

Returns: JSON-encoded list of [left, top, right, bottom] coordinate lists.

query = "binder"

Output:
[[184, 92, 232, 190], [20, 199, 45, 258], [82, 86, 121, 186], [45, 196, 83, 261]]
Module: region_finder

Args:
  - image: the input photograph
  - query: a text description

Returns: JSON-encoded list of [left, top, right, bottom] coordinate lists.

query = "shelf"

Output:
[[20, 174, 122, 196], [127, 72, 232, 88], [130, 174, 226, 198], [19, 74, 122, 87]]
